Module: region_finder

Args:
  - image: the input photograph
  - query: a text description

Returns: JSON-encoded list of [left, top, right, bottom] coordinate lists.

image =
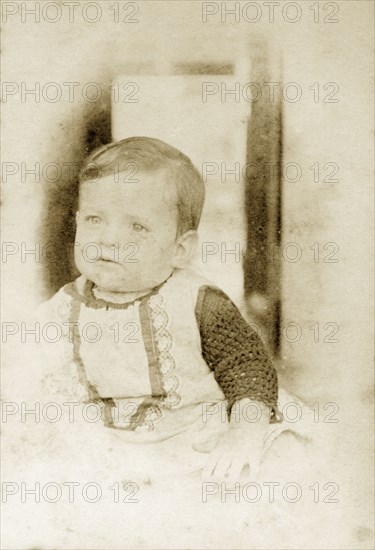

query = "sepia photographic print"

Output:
[[1, 1, 374, 549]]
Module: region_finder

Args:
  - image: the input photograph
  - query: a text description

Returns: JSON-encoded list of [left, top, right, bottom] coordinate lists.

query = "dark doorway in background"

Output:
[[243, 43, 282, 356]]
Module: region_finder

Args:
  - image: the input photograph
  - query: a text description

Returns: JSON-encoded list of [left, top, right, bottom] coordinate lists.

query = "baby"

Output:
[[36, 136, 286, 481]]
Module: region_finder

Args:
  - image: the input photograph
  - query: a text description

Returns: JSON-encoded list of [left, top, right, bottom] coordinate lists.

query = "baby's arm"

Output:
[[196, 286, 279, 479]]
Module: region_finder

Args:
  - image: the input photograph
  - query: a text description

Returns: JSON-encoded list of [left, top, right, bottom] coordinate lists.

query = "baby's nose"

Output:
[[99, 223, 122, 247]]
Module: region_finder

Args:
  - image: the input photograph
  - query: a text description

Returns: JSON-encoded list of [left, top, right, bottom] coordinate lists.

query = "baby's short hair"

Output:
[[79, 136, 205, 236]]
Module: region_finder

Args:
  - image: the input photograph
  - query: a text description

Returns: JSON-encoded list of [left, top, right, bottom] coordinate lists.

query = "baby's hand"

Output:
[[201, 426, 262, 481], [201, 398, 269, 481]]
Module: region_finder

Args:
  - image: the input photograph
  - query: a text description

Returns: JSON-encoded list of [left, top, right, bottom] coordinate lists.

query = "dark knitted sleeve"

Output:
[[195, 285, 279, 421]]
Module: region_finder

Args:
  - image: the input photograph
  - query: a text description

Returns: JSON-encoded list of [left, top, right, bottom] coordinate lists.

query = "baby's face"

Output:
[[74, 169, 182, 292]]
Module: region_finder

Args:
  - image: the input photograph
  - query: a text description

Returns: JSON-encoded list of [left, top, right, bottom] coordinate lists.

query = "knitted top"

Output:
[[196, 286, 279, 417]]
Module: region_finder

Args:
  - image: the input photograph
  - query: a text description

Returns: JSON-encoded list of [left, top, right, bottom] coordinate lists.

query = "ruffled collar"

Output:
[[92, 286, 153, 304], [64, 271, 176, 310], [80, 273, 174, 309]]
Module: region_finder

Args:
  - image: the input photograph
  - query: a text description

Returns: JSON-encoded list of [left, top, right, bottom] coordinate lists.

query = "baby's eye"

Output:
[[131, 223, 148, 233], [85, 215, 102, 225]]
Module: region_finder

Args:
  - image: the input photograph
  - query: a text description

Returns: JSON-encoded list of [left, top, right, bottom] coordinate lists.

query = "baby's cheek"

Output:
[[118, 242, 140, 265], [74, 232, 95, 270], [148, 233, 174, 252], [75, 226, 90, 246], [145, 242, 171, 264]]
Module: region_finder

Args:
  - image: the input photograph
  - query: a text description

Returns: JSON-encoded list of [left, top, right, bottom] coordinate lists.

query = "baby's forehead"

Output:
[[79, 169, 177, 207]]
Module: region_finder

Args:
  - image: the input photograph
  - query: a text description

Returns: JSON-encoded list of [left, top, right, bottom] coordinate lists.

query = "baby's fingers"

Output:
[[202, 452, 232, 479], [227, 455, 247, 482], [246, 454, 261, 481]]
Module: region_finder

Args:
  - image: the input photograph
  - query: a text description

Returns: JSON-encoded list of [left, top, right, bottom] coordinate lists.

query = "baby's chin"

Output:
[[94, 281, 150, 293], [79, 266, 173, 293]]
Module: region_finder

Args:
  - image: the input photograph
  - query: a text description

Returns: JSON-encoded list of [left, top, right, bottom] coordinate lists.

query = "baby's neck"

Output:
[[92, 286, 153, 304]]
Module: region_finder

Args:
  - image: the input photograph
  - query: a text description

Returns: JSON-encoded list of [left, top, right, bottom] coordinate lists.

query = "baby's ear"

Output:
[[172, 230, 198, 268]]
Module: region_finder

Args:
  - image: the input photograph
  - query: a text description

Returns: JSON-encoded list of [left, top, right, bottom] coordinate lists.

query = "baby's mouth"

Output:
[[98, 256, 118, 264]]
